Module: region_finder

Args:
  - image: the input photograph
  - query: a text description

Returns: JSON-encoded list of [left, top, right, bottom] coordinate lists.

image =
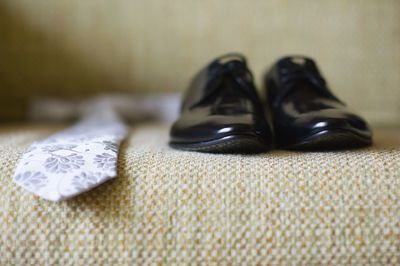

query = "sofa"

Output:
[[1, 123, 399, 265], [1, 0, 399, 265]]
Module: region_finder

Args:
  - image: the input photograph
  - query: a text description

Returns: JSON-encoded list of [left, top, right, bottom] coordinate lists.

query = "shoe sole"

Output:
[[170, 134, 270, 154], [283, 129, 372, 151]]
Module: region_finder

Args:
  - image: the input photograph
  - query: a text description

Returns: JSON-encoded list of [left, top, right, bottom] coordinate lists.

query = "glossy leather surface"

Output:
[[264, 56, 372, 148], [170, 53, 272, 147]]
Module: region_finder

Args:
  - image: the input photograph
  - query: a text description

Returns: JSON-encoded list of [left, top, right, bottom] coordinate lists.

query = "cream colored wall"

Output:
[[0, 0, 399, 125]]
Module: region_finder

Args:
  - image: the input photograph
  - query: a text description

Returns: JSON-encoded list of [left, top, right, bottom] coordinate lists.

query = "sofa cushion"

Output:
[[0, 123, 399, 265]]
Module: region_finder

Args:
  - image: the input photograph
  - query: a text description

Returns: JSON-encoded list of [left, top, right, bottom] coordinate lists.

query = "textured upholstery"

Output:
[[0, 123, 399, 265]]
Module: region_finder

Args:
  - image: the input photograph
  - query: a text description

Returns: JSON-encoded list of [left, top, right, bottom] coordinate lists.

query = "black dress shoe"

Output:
[[170, 53, 273, 153], [264, 56, 372, 150]]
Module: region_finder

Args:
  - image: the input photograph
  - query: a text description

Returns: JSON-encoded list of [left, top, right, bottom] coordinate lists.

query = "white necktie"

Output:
[[13, 101, 128, 201]]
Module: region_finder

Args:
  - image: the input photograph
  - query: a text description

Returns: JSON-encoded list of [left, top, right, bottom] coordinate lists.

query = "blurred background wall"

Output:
[[0, 0, 399, 125]]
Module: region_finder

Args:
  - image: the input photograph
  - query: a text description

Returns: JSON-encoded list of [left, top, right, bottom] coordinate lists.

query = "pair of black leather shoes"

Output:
[[170, 53, 372, 153]]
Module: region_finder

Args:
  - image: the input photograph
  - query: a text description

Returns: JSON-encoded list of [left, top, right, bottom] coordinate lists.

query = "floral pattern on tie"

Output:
[[13, 107, 128, 201]]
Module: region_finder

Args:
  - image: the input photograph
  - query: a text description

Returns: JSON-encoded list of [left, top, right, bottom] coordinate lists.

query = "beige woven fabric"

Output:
[[0, 123, 399, 265]]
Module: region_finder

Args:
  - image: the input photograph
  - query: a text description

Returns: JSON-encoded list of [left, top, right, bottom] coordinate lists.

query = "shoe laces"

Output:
[[190, 54, 259, 109], [275, 59, 340, 104]]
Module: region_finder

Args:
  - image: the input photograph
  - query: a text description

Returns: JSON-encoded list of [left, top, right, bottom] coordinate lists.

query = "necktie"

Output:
[[13, 101, 128, 201]]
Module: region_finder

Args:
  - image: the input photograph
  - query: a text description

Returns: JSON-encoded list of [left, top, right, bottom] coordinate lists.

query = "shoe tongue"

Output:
[[278, 56, 321, 75], [208, 53, 249, 81], [279, 55, 315, 67], [211, 53, 246, 67]]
